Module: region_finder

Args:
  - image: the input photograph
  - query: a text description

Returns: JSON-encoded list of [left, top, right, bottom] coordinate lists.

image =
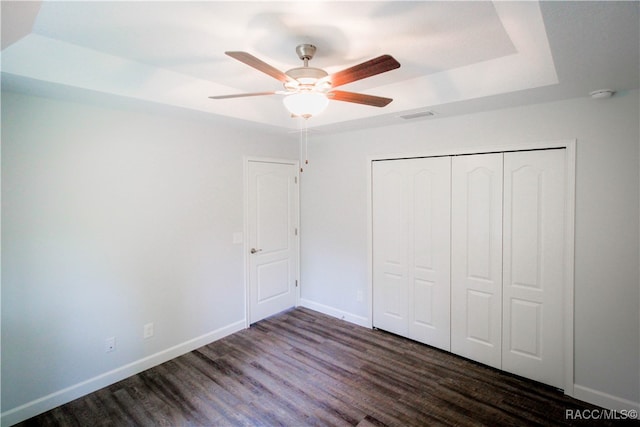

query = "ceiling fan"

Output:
[[209, 44, 401, 118]]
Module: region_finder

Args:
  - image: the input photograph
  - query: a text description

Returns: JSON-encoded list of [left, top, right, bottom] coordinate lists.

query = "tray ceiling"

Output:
[[1, 1, 638, 133]]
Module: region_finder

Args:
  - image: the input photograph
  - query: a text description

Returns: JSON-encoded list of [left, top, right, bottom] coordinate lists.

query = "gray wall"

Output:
[[300, 91, 640, 408], [2, 88, 638, 423], [1, 91, 296, 420]]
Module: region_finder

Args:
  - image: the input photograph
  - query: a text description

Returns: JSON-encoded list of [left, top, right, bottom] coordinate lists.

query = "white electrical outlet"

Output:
[[144, 322, 154, 339], [357, 290, 364, 302], [105, 337, 116, 352]]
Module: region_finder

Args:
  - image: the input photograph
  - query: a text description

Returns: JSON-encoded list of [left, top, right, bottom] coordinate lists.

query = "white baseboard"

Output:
[[573, 384, 640, 412], [299, 298, 370, 328], [1, 320, 246, 427]]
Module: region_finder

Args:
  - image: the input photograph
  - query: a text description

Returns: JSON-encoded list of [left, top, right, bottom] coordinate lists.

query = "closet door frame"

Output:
[[366, 139, 576, 397]]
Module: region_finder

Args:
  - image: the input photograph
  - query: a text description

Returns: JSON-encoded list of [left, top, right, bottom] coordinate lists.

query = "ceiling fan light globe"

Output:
[[283, 92, 329, 117]]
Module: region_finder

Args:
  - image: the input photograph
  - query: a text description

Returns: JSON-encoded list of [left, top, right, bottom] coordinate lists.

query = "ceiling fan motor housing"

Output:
[[285, 67, 329, 89], [285, 44, 331, 92]]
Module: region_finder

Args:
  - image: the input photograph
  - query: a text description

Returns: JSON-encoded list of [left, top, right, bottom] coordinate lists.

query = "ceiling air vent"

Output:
[[399, 110, 436, 120]]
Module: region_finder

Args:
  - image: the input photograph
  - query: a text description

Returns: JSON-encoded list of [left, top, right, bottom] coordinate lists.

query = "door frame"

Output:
[[243, 157, 301, 328], [367, 139, 576, 396]]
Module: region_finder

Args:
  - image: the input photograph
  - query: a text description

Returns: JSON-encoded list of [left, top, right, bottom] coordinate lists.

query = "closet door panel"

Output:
[[373, 157, 451, 349], [372, 162, 409, 336], [502, 149, 565, 389], [407, 157, 451, 350], [451, 153, 503, 369]]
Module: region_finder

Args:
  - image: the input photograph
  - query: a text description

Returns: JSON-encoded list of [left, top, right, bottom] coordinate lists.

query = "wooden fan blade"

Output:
[[329, 55, 400, 88], [328, 90, 393, 107], [209, 91, 277, 99], [226, 51, 293, 83]]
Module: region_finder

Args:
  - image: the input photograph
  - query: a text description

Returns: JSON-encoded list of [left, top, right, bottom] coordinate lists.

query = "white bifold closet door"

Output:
[[451, 149, 566, 389], [501, 149, 565, 389], [451, 153, 504, 369], [372, 157, 451, 351]]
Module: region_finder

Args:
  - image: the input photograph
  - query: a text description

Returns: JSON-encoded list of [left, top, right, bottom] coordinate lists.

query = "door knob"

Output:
[[250, 248, 262, 254]]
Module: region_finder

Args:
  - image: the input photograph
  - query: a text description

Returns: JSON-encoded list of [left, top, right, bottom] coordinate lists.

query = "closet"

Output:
[[372, 157, 451, 351], [372, 148, 567, 389]]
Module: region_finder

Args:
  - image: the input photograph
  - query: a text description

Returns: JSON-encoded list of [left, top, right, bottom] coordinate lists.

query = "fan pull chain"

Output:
[[299, 117, 309, 173], [299, 117, 304, 173], [304, 118, 309, 167]]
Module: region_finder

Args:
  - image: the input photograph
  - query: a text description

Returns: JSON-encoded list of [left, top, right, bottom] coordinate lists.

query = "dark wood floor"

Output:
[[18, 307, 628, 426]]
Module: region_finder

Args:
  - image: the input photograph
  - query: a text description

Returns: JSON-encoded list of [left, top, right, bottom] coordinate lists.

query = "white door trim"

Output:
[[366, 139, 576, 396], [243, 156, 300, 328]]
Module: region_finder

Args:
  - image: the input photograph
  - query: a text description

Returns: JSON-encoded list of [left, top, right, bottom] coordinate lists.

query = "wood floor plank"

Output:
[[16, 307, 628, 427]]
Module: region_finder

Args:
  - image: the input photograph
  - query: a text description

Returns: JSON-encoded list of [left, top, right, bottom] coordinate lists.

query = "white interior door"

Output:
[[247, 160, 298, 324], [373, 157, 451, 349], [502, 149, 565, 388], [451, 153, 503, 369]]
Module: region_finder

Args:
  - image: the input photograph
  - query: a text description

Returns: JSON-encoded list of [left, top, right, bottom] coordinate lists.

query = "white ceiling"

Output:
[[1, 1, 638, 134]]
